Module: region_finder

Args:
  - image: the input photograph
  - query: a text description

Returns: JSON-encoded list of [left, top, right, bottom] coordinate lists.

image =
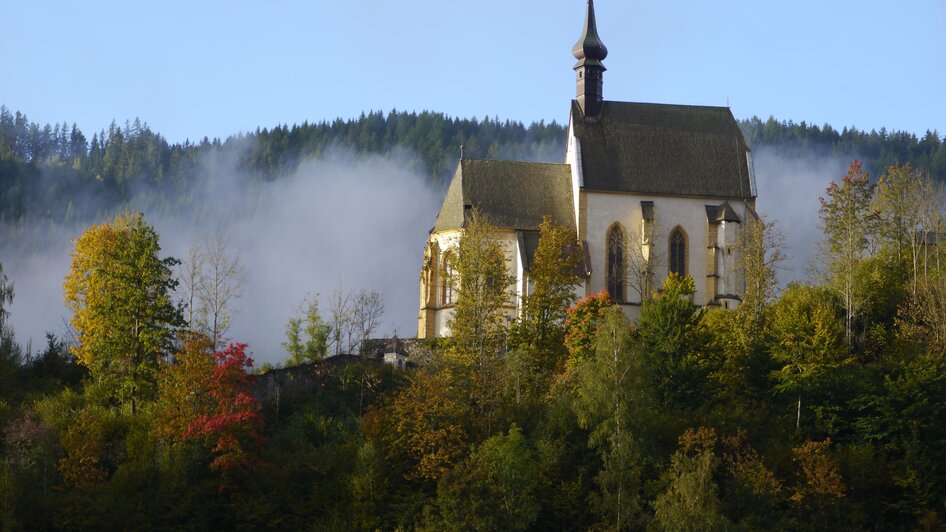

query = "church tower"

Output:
[[572, 0, 608, 118]]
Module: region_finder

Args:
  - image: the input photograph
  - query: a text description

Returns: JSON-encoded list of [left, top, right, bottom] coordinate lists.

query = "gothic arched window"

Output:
[[607, 224, 626, 303], [669, 227, 687, 276], [441, 251, 456, 306]]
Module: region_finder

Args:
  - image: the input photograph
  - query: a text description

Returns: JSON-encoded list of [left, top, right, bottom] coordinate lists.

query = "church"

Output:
[[418, 0, 758, 339]]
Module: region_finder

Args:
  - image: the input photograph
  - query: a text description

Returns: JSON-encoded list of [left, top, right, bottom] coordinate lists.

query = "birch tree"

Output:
[[818, 161, 878, 349], [737, 212, 784, 321], [180, 234, 246, 349], [573, 307, 643, 530], [873, 163, 933, 296]]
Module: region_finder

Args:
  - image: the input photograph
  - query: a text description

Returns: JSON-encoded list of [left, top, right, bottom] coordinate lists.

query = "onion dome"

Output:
[[572, 0, 608, 67]]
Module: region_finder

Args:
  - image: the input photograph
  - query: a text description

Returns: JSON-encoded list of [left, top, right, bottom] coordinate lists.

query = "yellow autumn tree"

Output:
[[151, 332, 215, 446], [64, 212, 182, 413]]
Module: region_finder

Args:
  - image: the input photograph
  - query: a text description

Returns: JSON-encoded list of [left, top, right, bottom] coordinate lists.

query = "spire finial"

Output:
[[572, 0, 607, 117], [572, 0, 608, 66]]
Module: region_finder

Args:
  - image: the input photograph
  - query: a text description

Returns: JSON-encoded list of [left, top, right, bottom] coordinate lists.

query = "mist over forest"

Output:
[[1, 106, 943, 364]]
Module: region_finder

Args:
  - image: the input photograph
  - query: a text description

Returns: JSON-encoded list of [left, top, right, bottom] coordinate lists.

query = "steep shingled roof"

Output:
[[433, 159, 575, 232], [572, 100, 755, 199]]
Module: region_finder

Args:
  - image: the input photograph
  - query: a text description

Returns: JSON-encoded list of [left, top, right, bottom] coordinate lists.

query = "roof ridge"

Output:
[[462, 158, 568, 167], [601, 100, 733, 111]]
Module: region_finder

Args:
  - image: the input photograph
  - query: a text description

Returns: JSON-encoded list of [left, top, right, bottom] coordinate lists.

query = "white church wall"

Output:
[[582, 191, 752, 314], [566, 122, 583, 230]]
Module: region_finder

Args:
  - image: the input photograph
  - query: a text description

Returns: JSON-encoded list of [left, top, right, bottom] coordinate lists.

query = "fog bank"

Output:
[[2, 149, 441, 365], [1, 143, 860, 365], [752, 147, 855, 285]]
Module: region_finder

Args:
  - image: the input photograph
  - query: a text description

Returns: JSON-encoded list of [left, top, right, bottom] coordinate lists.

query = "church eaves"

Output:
[[571, 100, 756, 200], [433, 159, 574, 233]]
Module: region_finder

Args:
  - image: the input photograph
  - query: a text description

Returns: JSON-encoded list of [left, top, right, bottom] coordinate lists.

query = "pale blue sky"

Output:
[[2, 0, 944, 144]]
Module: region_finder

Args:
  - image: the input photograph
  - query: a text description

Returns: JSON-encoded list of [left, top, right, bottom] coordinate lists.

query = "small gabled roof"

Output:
[[571, 100, 755, 199], [705, 201, 742, 223], [433, 159, 575, 233]]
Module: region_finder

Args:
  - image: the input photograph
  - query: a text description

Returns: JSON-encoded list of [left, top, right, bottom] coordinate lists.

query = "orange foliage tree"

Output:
[[152, 332, 215, 447], [564, 291, 615, 363]]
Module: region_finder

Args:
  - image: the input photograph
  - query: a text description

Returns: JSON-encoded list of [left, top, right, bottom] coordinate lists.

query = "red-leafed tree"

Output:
[[184, 342, 264, 492]]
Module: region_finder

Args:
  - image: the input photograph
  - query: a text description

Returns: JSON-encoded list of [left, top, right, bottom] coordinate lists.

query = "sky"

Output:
[[2, 0, 944, 143]]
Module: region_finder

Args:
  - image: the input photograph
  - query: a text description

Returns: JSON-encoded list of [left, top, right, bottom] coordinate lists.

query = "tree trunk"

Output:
[[796, 394, 802, 429]]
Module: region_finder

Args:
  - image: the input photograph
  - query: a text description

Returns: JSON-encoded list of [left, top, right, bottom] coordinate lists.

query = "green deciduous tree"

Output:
[[507, 217, 582, 404], [436, 425, 541, 531], [446, 210, 516, 437], [871, 164, 946, 298], [653, 428, 730, 532], [637, 273, 710, 409], [283, 295, 330, 365], [447, 210, 515, 361], [63, 212, 183, 413], [737, 212, 784, 323], [513, 217, 581, 352], [819, 161, 878, 348], [768, 284, 849, 430], [573, 307, 645, 530]]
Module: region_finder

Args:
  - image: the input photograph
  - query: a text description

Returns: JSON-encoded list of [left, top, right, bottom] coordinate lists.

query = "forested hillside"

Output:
[[2, 105, 944, 226], [3, 106, 946, 529], [2, 169, 946, 528]]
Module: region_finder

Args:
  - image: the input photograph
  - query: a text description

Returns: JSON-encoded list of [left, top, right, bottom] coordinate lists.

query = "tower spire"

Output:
[[572, 0, 607, 118]]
